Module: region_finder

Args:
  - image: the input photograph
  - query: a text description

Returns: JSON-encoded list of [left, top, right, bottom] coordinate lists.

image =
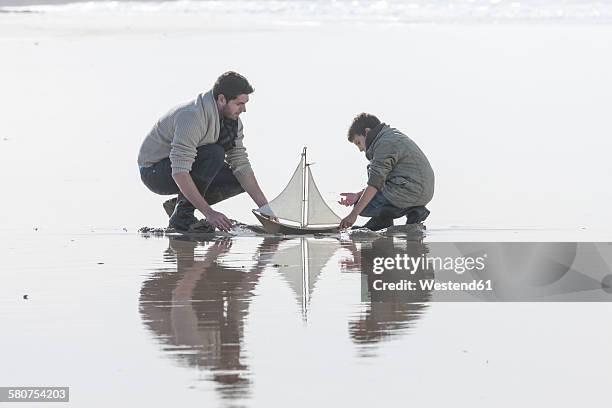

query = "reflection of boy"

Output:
[[339, 113, 435, 231]]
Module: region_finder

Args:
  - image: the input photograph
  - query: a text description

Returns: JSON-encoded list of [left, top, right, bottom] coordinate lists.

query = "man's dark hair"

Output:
[[347, 112, 381, 141], [213, 71, 254, 102]]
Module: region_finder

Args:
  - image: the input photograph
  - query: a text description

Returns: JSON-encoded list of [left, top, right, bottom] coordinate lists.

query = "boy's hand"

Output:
[[338, 192, 361, 206], [340, 212, 358, 229]]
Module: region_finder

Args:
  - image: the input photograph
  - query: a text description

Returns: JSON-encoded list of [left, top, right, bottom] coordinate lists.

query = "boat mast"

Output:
[[301, 237, 309, 323], [301, 146, 308, 228]]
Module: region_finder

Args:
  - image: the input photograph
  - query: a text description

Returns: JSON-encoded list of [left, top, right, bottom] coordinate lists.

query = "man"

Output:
[[138, 71, 272, 232], [339, 113, 435, 231]]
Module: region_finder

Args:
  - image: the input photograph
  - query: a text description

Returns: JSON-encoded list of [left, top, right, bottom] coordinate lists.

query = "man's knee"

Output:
[[205, 183, 245, 206], [191, 144, 225, 182], [204, 164, 245, 205]]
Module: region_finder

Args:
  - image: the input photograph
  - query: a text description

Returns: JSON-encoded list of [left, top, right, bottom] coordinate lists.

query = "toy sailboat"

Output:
[[252, 147, 341, 234]]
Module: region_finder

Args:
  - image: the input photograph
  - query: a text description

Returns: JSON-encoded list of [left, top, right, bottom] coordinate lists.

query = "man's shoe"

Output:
[[163, 197, 177, 217], [188, 219, 216, 233], [168, 193, 199, 231], [168, 213, 199, 232]]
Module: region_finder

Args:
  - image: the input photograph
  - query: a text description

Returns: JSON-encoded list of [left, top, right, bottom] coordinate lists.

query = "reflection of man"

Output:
[[339, 113, 435, 231], [138, 71, 272, 232], [139, 237, 280, 398]]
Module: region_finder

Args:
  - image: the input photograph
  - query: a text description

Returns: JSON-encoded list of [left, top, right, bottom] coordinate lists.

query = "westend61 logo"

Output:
[[369, 253, 492, 294], [363, 242, 612, 302], [372, 254, 487, 275]]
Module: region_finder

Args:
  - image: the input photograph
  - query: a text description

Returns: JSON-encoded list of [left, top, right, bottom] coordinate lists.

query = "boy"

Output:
[[339, 113, 435, 231]]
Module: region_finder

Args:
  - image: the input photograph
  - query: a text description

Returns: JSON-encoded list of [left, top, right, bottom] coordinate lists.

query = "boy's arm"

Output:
[[340, 141, 399, 228], [340, 185, 378, 229], [367, 144, 398, 192]]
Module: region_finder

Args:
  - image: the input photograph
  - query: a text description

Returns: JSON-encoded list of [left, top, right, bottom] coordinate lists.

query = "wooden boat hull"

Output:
[[252, 210, 339, 234]]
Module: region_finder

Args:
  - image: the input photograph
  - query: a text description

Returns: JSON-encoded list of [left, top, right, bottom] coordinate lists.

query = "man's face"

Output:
[[219, 93, 249, 120], [352, 135, 366, 152]]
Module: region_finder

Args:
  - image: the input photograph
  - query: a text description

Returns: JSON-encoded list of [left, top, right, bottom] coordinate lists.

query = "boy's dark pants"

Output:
[[359, 191, 430, 230], [139, 144, 244, 229]]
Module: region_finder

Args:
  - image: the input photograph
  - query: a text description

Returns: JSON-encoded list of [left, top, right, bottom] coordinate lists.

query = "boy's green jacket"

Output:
[[366, 124, 435, 208]]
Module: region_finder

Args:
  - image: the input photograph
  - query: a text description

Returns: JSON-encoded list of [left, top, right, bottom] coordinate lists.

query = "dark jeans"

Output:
[[360, 191, 430, 224], [139, 144, 244, 207]]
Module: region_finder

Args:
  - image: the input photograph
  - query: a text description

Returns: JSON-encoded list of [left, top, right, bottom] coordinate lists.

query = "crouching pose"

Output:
[[339, 113, 435, 231], [138, 71, 271, 232]]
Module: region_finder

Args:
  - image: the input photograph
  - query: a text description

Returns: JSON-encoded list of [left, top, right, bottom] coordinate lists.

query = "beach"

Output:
[[1, 2, 612, 406], [1, 7, 612, 234]]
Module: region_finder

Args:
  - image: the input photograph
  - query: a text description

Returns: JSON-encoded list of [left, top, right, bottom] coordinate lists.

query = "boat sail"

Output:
[[252, 147, 340, 234]]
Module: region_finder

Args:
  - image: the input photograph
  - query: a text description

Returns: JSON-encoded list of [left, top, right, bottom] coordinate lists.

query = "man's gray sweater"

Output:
[[138, 90, 253, 180]]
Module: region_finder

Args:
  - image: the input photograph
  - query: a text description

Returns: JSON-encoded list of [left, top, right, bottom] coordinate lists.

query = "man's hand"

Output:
[[340, 211, 358, 230], [338, 192, 361, 207], [258, 203, 278, 222], [238, 172, 276, 218], [203, 209, 232, 232]]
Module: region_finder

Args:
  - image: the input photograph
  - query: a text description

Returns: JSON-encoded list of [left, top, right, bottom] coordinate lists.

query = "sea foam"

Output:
[[2, 0, 612, 24]]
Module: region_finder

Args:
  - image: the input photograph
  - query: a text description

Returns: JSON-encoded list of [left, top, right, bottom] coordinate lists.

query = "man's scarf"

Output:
[[217, 118, 238, 151]]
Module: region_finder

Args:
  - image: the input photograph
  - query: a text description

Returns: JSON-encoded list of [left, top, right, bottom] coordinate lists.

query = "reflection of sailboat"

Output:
[[270, 237, 340, 321], [253, 147, 340, 234]]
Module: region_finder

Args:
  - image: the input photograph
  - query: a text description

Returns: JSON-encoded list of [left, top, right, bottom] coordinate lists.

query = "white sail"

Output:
[[271, 241, 304, 303], [257, 147, 341, 228], [272, 238, 340, 317], [305, 238, 339, 290], [306, 167, 341, 226], [259, 157, 304, 223]]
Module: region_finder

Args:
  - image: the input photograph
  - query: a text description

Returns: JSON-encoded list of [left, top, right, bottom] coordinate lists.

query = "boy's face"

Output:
[[352, 135, 366, 152]]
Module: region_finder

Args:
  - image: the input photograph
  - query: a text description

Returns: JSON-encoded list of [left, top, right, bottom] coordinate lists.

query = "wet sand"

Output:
[[2, 229, 612, 407]]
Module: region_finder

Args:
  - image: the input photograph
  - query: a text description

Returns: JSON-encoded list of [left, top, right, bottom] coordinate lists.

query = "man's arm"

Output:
[[340, 185, 378, 229], [226, 122, 274, 213], [168, 110, 234, 231], [237, 171, 269, 208], [173, 172, 232, 231]]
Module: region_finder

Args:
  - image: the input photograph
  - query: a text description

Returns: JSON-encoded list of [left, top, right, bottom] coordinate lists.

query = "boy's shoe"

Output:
[[405, 206, 430, 224], [358, 215, 394, 231]]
